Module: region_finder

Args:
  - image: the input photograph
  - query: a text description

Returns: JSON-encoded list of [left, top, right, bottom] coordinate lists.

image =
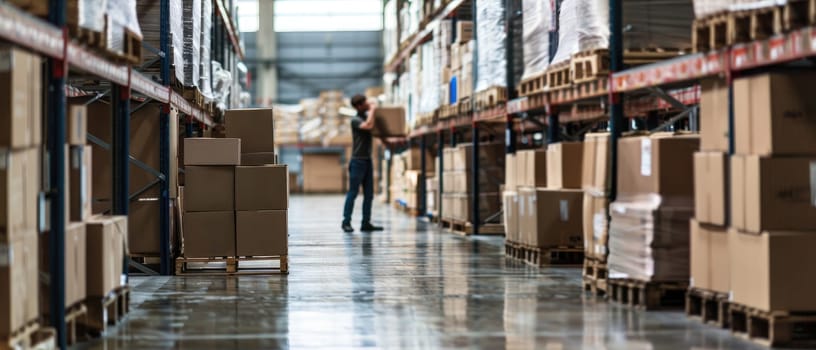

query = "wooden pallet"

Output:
[[37, 301, 89, 345], [518, 71, 547, 97], [474, 86, 508, 111], [608, 279, 688, 310], [70, 25, 106, 50], [177, 85, 206, 109], [504, 241, 583, 267], [548, 77, 608, 104], [175, 255, 289, 275], [439, 103, 459, 119], [571, 49, 610, 84], [441, 218, 504, 236], [0, 320, 52, 350], [458, 97, 473, 115], [728, 5, 783, 46], [686, 288, 730, 328], [80, 286, 131, 336], [729, 303, 816, 347], [546, 61, 572, 90], [104, 29, 141, 65], [693, 13, 729, 53]]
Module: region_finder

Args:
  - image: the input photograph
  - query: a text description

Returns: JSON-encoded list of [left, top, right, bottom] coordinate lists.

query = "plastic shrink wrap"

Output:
[[475, 0, 507, 91], [522, 0, 551, 78], [607, 194, 694, 282], [211, 61, 232, 111], [384, 0, 399, 62], [200, 0, 213, 98], [623, 0, 693, 50], [183, 0, 202, 87], [693, 0, 733, 18], [74, 0, 107, 33], [106, 0, 142, 54], [137, 0, 185, 84]]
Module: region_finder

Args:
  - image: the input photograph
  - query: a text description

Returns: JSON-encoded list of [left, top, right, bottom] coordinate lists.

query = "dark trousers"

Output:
[[343, 158, 373, 225]]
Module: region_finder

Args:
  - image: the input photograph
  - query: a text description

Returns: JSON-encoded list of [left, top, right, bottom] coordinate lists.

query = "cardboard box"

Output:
[[503, 191, 519, 243], [225, 108, 275, 153], [69, 146, 92, 222], [40, 223, 86, 310], [0, 234, 38, 337], [236, 165, 289, 211], [241, 152, 277, 166], [518, 149, 546, 187], [693, 152, 727, 226], [371, 106, 406, 137], [302, 153, 345, 193], [455, 21, 473, 43], [236, 210, 288, 256], [582, 133, 610, 194], [582, 192, 608, 260], [0, 148, 40, 242], [182, 211, 236, 258], [734, 72, 816, 156], [127, 198, 177, 256], [731, 155, 816, 232], [690, 220, 729, 293], [519, 188, 584, 248], [617, 133, 700, 197], [450, 193, 500, 223], [505, 154, 517, 189], [700, 78, 730, 152], [452, 143, 505, 171], [546, 142, 583, 189], [184, 166, 235, 212], [0, 47, 41, 149], [730, 229, 816, 311], [68, 104, 87, 146], [86, 216, 125, 297], [449, 168, 504, 194], [183, 138, 241, 165]]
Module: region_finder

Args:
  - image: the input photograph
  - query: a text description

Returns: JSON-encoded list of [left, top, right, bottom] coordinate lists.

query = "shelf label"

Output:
[[769, 37, 785, 61]]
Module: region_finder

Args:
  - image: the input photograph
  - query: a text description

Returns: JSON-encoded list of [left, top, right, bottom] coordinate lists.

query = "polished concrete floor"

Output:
[[78, 195, 768, 350]]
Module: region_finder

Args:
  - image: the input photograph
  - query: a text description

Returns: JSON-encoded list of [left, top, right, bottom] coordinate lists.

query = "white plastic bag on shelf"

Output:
[[78, 0, 108, 33], [211, 61, 233, 110], [475, 0, 507, 91], [521, 0, 551, 78]]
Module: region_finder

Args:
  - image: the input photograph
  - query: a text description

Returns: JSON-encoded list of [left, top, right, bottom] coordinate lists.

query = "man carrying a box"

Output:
[[342, 95, 385, 233]]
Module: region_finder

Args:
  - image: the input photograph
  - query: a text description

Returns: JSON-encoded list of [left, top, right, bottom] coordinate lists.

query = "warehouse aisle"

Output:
[[79, 195, 762, 350]]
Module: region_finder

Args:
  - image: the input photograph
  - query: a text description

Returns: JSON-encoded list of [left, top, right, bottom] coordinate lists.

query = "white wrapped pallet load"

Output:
[[521, 0, 551, 78], [183, 0, 202, 87], [475, 0, 507, 91], [551, 0, 579, 64], [76, 0, 107, 33], [137, 0, 185, 84], [106, 0, 142, 55], [693, 0, 733, 18], [200, 0, 213, 98], [384, 0, 399, 61], [577, 0, 609, 52]]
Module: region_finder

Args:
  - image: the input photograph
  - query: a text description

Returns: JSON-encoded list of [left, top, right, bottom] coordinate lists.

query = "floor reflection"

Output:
[[76, 195, 766, 349]]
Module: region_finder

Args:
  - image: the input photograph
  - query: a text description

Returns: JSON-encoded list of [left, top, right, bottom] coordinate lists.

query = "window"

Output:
[[237, 0, 260, 32], [274, 0, 383, 32]]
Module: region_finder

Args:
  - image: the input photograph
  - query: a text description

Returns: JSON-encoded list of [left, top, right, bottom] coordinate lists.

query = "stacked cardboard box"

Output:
[[183, 138, 241, 257], [690, 78, 730, 294], [0, 47, 42, 337], [441, 143, 504, 223], [226, 109, 277, 166], [727, 72, 816, 312], [581, 134, 610, 261], [607, 133, 699, 281], [503, 149, 546, 246], [85, 216, 127, 298], [302, 152, 345, 193]]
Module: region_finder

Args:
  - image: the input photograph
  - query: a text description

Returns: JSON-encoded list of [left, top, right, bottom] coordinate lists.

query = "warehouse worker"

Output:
[[342, 95, 385, 233]]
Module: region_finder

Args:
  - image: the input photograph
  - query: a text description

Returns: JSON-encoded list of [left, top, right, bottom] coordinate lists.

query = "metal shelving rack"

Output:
[[0, 0, 243, 348], [386, 0, 816, 235]]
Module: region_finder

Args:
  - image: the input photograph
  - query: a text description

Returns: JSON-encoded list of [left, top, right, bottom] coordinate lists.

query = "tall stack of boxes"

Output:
[[182, 108, 289, 260], [690, 78, 730, 295], [183, 138, 241, 258], [449, 21, 475, 103], [727, 72, 816, 312], [526, 143, 584, 249], [581, 134, 610, 262], [400, 148, 435, 210], [441, 143, 504, 223], [0, 47, 42, 338], [607, 133, 699, 282], [508, 148, 546, 247]]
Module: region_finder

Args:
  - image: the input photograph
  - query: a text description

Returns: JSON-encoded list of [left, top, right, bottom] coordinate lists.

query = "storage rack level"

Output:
[[175, 256, 290, 275]]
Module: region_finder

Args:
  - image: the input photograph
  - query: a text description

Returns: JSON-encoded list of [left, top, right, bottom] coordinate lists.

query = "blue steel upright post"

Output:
[[47, 0, 68, 347], [608, 0, 623, 201], [419, 134, 427, 215], [159, 0, 173, 275], [112, 85, 130, 215], [470, 0, 480, 235], [437, 130, 444, 223]]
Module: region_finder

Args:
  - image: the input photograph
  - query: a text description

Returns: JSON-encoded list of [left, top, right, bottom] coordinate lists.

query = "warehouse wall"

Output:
[[276, 31, 383, 104]]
